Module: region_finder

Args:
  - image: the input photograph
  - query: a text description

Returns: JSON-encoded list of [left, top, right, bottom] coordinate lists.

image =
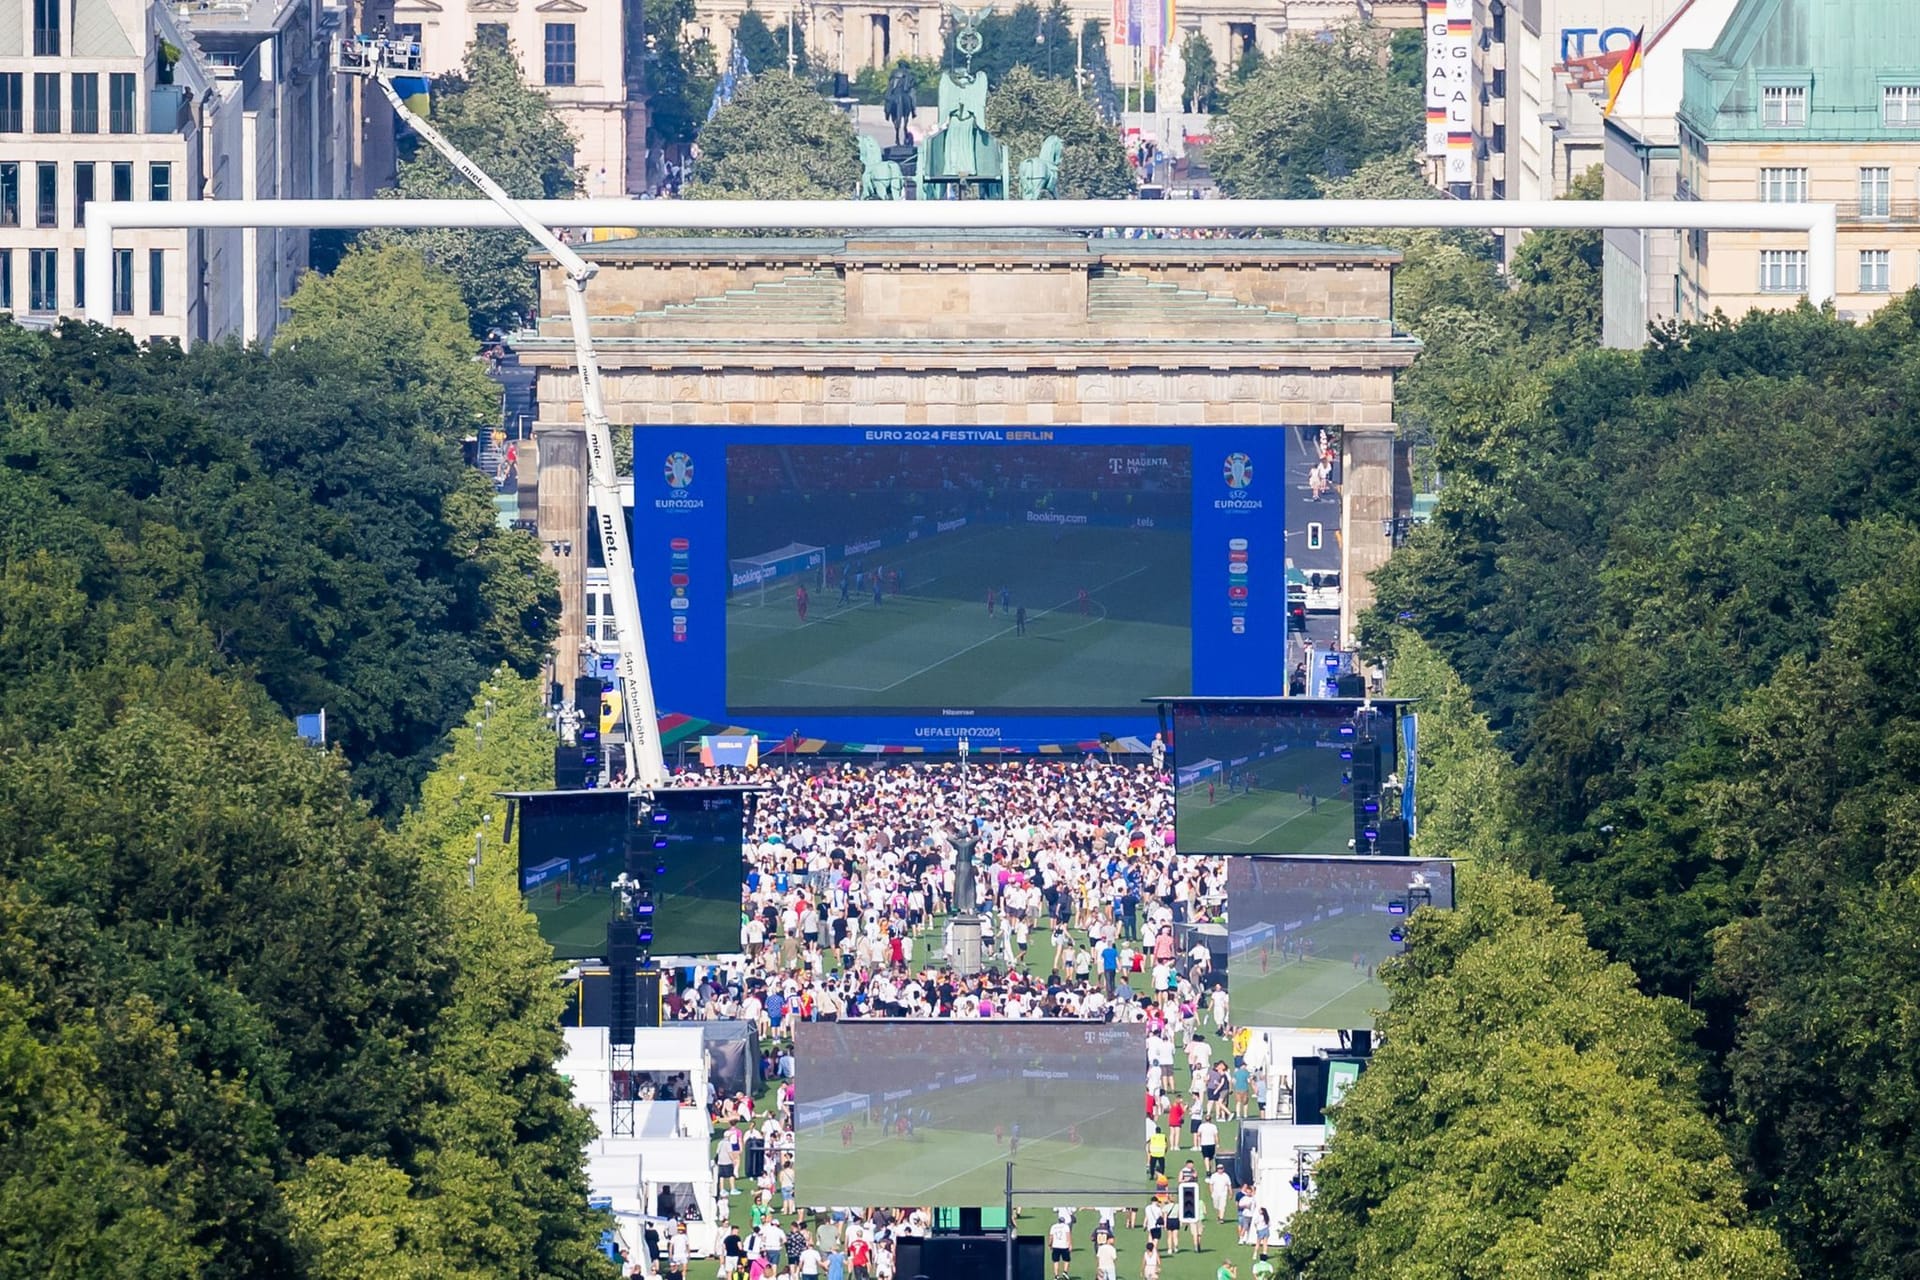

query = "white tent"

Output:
[[565, 1025, 722, 1258]]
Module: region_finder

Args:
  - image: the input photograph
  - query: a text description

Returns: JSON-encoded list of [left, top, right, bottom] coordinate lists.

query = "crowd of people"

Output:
[[621, 757, 1288, 1280]]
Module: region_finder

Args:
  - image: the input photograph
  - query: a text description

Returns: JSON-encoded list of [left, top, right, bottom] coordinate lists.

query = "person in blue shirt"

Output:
[[1101, 942, 1120, 996]]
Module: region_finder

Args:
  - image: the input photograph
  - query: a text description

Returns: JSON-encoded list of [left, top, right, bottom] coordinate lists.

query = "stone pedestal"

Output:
[[947, 914, 986, 977]]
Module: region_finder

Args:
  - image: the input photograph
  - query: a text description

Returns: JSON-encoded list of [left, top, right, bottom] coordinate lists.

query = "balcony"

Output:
[[1838, 200, 1920, 224]]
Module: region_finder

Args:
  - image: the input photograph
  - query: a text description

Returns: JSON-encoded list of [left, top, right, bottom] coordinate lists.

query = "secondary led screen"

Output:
[[632, 787, 748, 957], [1173, 700, 1401, 855], [515, 788, 747, 961], [794, 1020, 1145, 1207], [518, 790, 627, 962], [1226, 855, 1454, 1030], [632, 426, 1290, 750]]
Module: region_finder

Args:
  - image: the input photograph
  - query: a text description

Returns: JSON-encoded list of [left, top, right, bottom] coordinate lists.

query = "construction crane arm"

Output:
[[338, 36, 666, 787]]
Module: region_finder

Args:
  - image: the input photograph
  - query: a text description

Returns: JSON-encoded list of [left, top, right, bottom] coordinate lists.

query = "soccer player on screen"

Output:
[[1079, 587, 1090, 615], [987, 588, 995, 617], [795, 584, 809, 623], [1010, 1122, 1021, 1155], [841, 1122, 855, 1149]]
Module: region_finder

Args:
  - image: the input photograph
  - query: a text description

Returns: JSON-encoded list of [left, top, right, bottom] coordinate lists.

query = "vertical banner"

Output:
[[1423, 0, 1448, 157], [1112, 0, 1128, 46], [1443, 0, 1473, 183], [1401, 711, 1418, 839]]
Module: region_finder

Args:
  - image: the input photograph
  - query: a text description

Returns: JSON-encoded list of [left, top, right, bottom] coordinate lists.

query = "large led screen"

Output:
[[1173, 699, 1404, 855], [514, 788, 747, 961], [793, 1020, 1145, 1207], [1226, 855, 1454, 1030], [631, 427, 1288, 749]]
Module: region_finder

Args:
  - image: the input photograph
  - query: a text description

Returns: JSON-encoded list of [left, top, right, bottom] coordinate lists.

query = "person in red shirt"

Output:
[[1168, 1098, 1185, 1150], [796, 584, 809, 623]]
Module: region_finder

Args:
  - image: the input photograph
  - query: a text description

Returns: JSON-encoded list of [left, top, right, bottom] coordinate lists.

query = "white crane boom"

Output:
[[335, 35, 666, 788]]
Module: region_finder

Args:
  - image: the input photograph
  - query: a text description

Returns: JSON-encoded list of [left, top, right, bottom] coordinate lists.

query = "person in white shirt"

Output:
[[1096, 1235, 1118, 1280], [1197, 1118, 1220, 1171], [1208, 1165, 1233, 1221], [1047, 1217, 1073, 1279]]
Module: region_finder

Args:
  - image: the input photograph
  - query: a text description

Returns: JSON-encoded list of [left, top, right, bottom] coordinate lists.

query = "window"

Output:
[[111, 161, 132, 201], [32, 0, 60, 56], [1859, 250, 1891, 293], [112, 248, 132, 314], [0, 74, 21, 133], [1758, 167, 1807, 202], [70, 73, 98, 132], [395, 22, 422, 41], [35, 161, 55, 227], [0, 163, 16, 227], [1859, 167, 1891, 217], [33, 72, 59, 133], [1762, 84, 1806, 127], [1760, 249, 1807, 294], [109, 73, 136, 133], [1885, 85, 1920, 127], [73, 161, 92, 226], [148, 248, 165, 314], [149, 161, 171, 201], [28, 248, 55, 311], [475, 23, 508, 48], [0, 249, 10, 312], [544, 23, 577, 85], [71, 247, 83, 309]]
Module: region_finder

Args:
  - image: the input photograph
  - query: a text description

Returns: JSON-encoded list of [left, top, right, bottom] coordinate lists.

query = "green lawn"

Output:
[[726, 524, 1190, 709]]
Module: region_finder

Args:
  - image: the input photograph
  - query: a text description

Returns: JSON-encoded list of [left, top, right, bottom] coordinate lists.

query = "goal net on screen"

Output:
[[729, 543, 826, 605]]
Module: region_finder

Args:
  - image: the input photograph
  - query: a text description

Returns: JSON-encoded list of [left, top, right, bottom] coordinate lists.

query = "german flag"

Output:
[[1427, 107, 1448, 123], [1447, 17, 1471, 34], [1603, 27, 1645, 117]]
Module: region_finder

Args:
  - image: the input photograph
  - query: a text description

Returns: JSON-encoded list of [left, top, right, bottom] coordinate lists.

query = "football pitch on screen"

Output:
[[798, 1114, 1139, 1207], [1178, 754, 1354, 855], [524, 879, 739, 958], [1228, 914, 1393, 1029], [725, 525, 1190, 709]]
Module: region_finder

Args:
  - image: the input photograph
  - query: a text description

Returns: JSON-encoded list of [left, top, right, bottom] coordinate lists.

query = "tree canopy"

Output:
[[1367, 227, 1920, 1274], [0, 263, 597, 1271], [1287, 634, 1792, 1280], [370, 38, 581, 333], [1209, 22, 1419, 198], [987, 66, 1137, 199], [685, 72, 861, 200]]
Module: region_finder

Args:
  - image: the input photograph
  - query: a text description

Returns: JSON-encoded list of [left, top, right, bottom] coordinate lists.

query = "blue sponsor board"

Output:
[[631, 425, 1288, 749]]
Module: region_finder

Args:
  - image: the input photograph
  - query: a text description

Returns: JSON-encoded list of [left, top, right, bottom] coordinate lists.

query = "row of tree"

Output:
[[0, 245, 612, 1273], [1187, 19, 1920, 1277]]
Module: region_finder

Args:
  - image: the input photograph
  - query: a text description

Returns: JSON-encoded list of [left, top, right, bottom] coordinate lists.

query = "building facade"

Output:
[[1457, 0, 1683, 203], [696, 0, 1419, 85], [0, 0, 349, 345], [1599, 0, 1736, 345], [388, 0, 640, 194], [1673, 0, 1920, 322]]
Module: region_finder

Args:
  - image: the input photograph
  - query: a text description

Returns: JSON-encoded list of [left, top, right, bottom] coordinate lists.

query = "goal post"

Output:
[[729, 543, 827, 605]]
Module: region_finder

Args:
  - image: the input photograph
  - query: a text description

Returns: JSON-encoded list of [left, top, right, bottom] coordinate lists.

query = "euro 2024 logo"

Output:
[[1223, 453, 1254, 490], [664, 451, 695, 491]]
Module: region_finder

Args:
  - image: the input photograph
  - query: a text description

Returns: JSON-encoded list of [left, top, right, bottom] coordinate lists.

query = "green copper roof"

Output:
[[1680, 0, 1920, 141]]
